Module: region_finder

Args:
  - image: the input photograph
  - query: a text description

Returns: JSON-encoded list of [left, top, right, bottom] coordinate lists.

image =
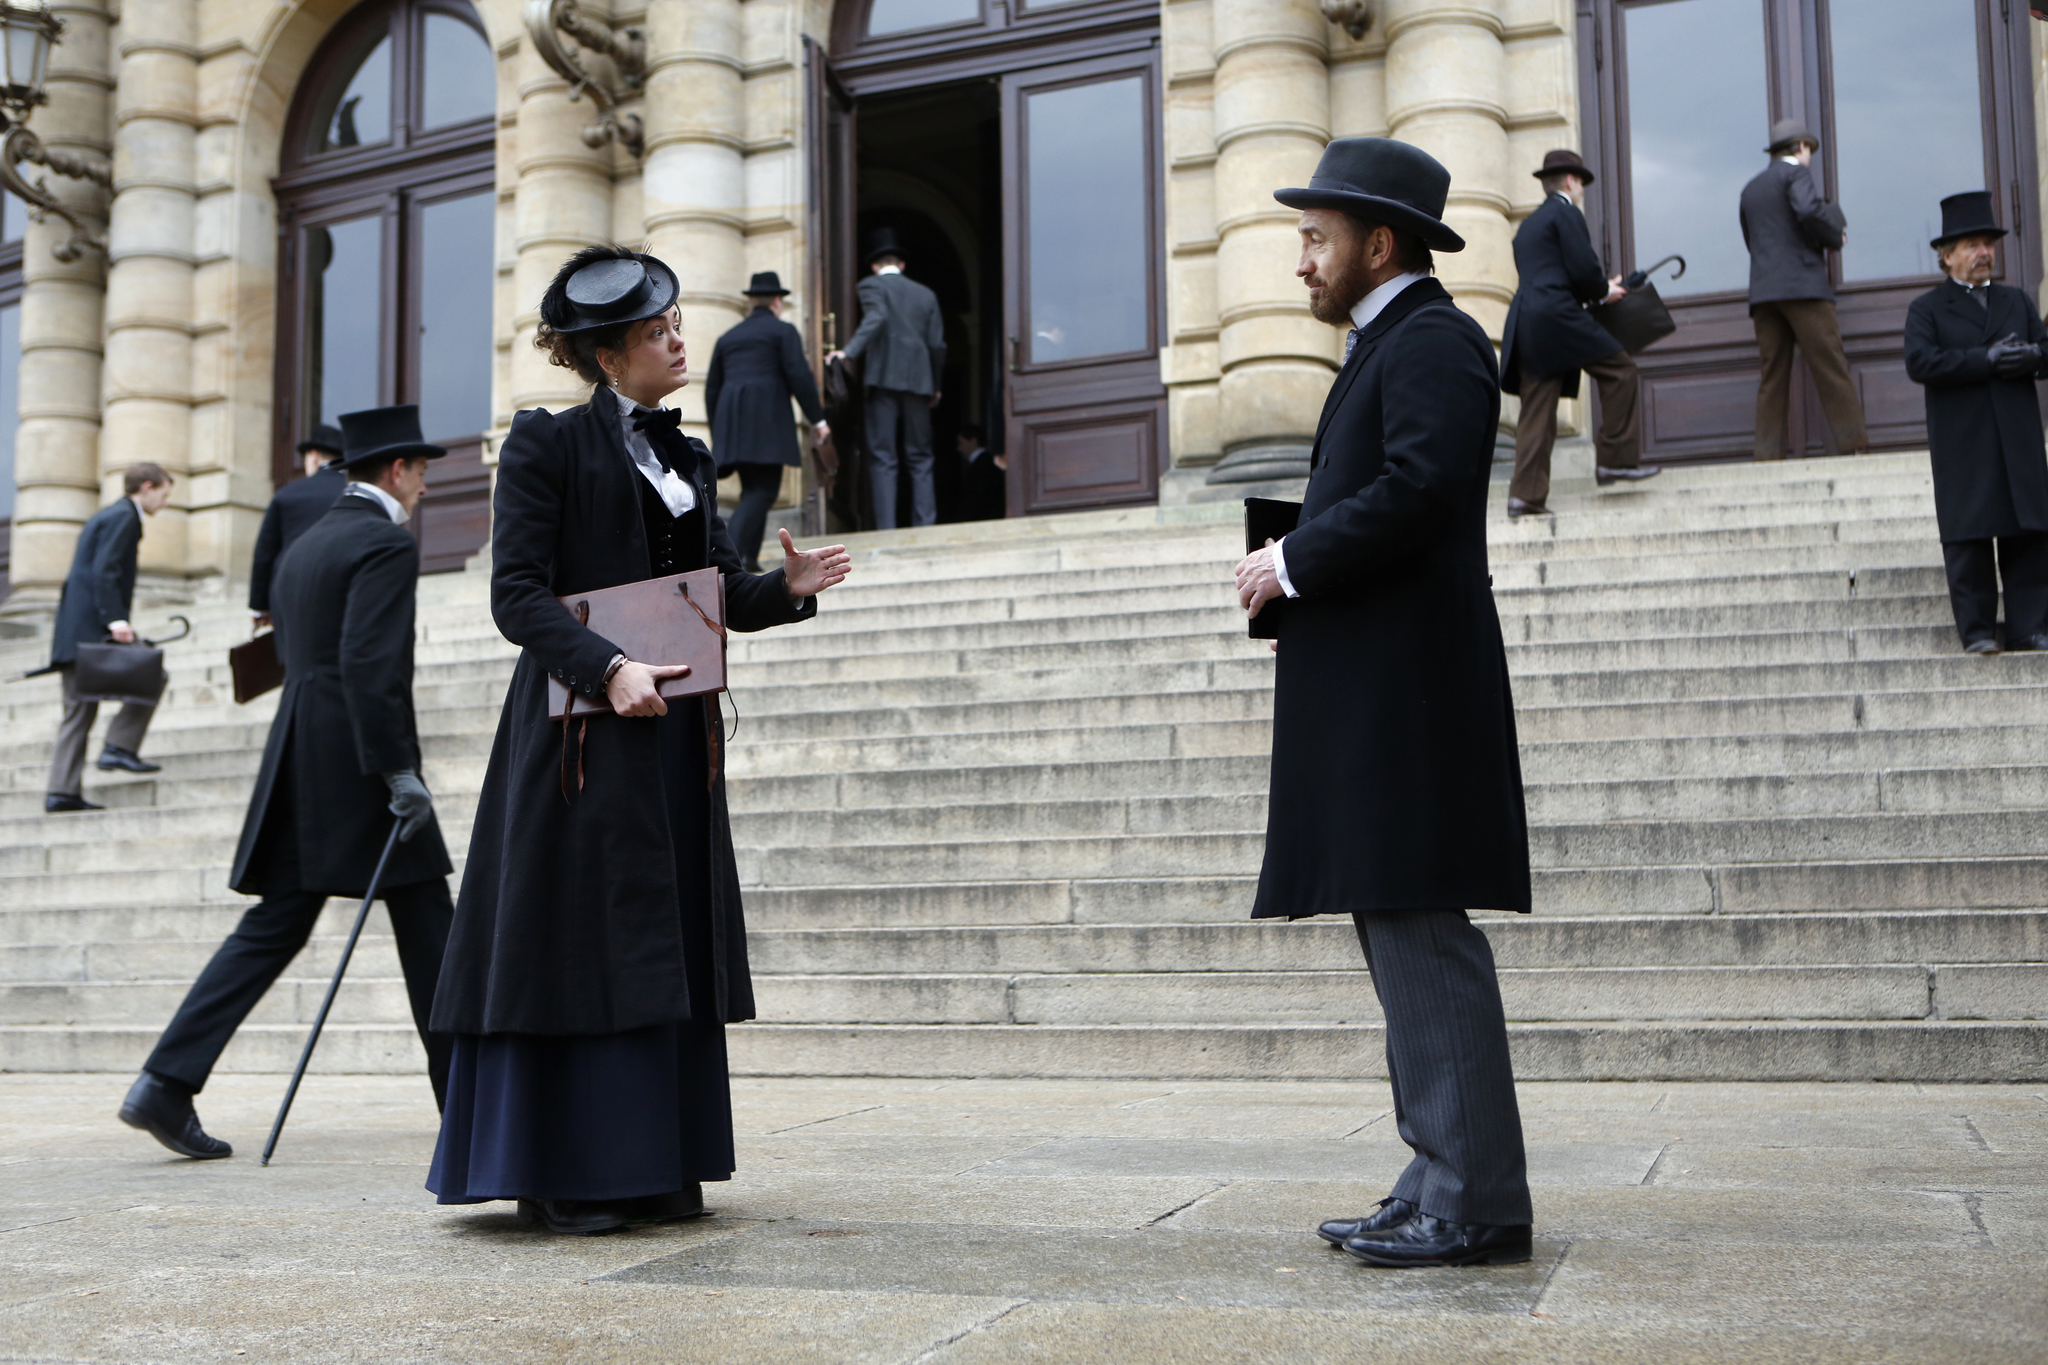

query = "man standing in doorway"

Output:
[[1500, 149, 1659, 518], [1904, 191, 2048, 654], [829, 227, 946, 529], [1740, 118, 1869, 461], [44, 463, 174, 813], [249, 424, 346, 629], [706, 270, 829, 571]]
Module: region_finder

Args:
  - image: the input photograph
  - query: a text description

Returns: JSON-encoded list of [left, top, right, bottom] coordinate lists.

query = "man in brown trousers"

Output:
[[1740, 118, 1869, 460]]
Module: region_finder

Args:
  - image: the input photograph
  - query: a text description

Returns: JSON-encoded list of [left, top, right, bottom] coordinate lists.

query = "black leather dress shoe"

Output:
[[516, 1199, 631, 1235], [1317, 1197, 1416, 1246], [118, 1072, 231, 1159], [97, 746, 161, 773], [45, 793, 104, 813], [2007, 634, 2048, 652], [1965, 638, 2002, 655], [1595, 464, 1661, 486], [1506, 498, 1550, 519], [623, 1184, 709, 1225], [1342, 1213, 1532, 1268]]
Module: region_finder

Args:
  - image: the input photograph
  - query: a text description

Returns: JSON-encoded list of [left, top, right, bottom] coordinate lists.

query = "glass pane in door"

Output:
[[416, 190, 494, 440], [1624, 0, 1769, 295], [307, 215, 385, 427], [1830, 0, 1985, 283], [1024, 74, 1149, 363]]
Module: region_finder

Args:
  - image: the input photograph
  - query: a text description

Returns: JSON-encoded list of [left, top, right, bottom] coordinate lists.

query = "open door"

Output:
[[805, 37, 859, 534], [1000, 55, 1165, 515]]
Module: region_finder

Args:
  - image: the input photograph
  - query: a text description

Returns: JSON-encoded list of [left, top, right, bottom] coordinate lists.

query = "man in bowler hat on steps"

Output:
[[1500, 149, 1659, 517], [1234, 136, 1535, 1269], [249, 424, 346, 629], [705, 271, 829, 570], [1741, 118, 1869, 460], [1904, 191, 2048, 654], [828, 227, 946, 529], [118, 405, 455, 1159]]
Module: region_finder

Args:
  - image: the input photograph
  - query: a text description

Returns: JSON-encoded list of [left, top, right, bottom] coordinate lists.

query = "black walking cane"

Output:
[[261, 819, 405, 1166]]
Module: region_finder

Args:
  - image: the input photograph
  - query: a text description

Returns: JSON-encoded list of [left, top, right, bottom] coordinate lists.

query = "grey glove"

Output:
[[383, 770, 434, 843]]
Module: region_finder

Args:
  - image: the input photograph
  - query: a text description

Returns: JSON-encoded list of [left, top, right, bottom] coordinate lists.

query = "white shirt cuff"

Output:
[[1272, 538, 1300, 599], [107, 619, 130, 632]]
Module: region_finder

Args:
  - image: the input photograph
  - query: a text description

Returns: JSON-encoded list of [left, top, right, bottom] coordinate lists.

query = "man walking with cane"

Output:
[[119, 406, 453, 1158], [1236, 137, 1534, 1268]]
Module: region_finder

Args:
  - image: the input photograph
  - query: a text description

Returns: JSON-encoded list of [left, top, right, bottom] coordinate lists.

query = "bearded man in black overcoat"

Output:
[[1234, 137, 1534, 1270], [118, 407, 454, 1158], [1904, 191, 2048, 654]]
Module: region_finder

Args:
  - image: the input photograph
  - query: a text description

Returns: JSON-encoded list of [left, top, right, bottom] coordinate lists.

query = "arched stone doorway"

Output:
[[815, 0, 1165, 524]]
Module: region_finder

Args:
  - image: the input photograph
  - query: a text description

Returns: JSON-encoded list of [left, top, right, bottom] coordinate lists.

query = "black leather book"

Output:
[[1244, 497, 1302, 641]]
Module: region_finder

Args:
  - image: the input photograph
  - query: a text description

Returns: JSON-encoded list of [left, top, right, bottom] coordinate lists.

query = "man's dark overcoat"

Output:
[[1903, 278, 2048, 542], [229, 494, 453, 896], [49, 498, 141, 667], [1253, 278, 1531, 920], [704, 307, 825, 469], [1739, 160, 1845, 306], [1499, 194, 1620, 398], [248, 462, 345, 612], [431, 386, 814, 1038]]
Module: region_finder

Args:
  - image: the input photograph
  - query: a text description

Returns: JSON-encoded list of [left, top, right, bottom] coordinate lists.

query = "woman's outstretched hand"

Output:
[[780, 528, 851, 599], [608, 661, 691, 717]]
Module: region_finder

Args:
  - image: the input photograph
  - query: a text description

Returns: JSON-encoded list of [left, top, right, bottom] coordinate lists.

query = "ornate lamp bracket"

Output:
[[524, 0, 646, 157], [0, 115, 111, 262], [1317, 0, 1370, 40]]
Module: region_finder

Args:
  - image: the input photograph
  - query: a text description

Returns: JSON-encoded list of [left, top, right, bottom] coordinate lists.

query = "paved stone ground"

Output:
[[3, 1073, 2045, 1363]]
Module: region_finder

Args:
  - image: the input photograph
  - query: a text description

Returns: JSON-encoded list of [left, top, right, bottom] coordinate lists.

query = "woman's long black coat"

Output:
[[1902, 279, 2048, 542], [431, 387, 814, 1037], [1252, 279, 1531, 920]]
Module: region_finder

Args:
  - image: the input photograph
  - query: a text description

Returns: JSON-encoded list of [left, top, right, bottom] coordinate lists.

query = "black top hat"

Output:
[[336, 404, 446, 470], [1932, 191, 2007, 248], [863, 227, 909, 266], [543, 252, 681, 335], [1765, 118, 1819, 154], [296, 423, 344, 457], [1274, 138, 1465, 253], [1533, 149, 1595, 185], [744, 270, 791, 297]]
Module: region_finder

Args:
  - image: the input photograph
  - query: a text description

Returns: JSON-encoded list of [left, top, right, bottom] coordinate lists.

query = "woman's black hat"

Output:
[[1932, 191, 2007, 248], [544, 252, 681, 335], [336, 404, 446, 469], [1274, 137, 1465, 253], [295, 423, 344, 457], [744, 270, 791, 296], [1533, 149, 1594, 185], [864, 227, 909, 266]]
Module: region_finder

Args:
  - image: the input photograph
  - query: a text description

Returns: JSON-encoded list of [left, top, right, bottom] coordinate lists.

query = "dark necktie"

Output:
[[1344, 328, 1363, 363], [1970, 286, 1989, 311], [631, 406, 682, 434]]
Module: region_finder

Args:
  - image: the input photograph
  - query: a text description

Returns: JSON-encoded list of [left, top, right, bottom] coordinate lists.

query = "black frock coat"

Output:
[[704, 307, 825, 469], [431, 387, 815, 1038], [229, 495, 453, 895], [248, 463, 345, 612], [1903, 279, 2048, 543], [1499, 194, 1621, 398], [1252, 278, 1532, 920], [49, 498, 141, 667]]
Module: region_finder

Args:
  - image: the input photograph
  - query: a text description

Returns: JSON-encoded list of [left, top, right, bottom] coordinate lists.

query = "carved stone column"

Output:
[[9, 0, 111, 600]]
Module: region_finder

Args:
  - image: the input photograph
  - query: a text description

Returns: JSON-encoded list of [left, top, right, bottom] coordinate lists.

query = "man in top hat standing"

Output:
[[118, 405, 454, 1158], [828, 228, 946, 529], [249, 424, 347, 628], [1501, 149, 1659, 517], [1904, 191, 2048, 654], [705, 271, 830, 570], [1233, 137, 1534, 1269], [1740, 118, 1869, 460]]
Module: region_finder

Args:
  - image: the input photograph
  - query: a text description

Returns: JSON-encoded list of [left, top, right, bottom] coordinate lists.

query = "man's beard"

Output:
[[1308, 254, 1370, 325]]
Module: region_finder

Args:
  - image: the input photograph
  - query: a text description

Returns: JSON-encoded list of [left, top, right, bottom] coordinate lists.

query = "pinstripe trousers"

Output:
[[1353, 909, 1533, 1227]]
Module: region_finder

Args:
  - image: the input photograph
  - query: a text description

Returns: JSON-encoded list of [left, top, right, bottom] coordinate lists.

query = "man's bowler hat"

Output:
[[863, 227, 909, 266], [543, 252, 681, 335], [744, 270, 792, 297], [1274, 137, 1465, 253], [295, 423, 344, 457], [1765, 117, 1819, 154], [1932, 191, 2007, 248], [336, 405, 446, 470], [1533, 149, 1595, 185]]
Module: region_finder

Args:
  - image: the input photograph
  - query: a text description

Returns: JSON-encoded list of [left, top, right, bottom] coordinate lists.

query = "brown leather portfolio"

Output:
[[547, 567, 727, 720], [229, 631, 285, 704]]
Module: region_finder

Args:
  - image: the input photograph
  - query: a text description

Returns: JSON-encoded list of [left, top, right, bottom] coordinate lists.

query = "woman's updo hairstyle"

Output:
[[534, 244, 640, 386]]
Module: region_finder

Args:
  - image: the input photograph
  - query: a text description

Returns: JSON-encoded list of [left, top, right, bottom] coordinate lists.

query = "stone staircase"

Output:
[[1, 451, 2044, 1082]]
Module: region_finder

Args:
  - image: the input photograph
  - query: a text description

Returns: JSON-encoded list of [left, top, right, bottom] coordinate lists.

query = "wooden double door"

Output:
[[813, 0, 1166, 522], [1578, 0, 2040, 460]]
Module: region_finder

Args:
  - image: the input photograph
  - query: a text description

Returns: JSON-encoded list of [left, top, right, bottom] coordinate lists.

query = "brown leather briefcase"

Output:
[[229, 631, 285, 704], [547, 567, 727, 720]]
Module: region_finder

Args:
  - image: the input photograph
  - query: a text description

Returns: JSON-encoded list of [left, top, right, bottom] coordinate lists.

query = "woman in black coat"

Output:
[[427, 246, 851, 1234]]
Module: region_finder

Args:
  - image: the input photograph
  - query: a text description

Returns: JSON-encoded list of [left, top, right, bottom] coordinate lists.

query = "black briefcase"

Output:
[[72, 615, 190, 707], [229, 631, 285, 704], [1588, 254, 1686, 355]]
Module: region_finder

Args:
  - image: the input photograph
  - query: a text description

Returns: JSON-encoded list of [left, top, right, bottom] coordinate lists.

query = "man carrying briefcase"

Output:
[[119, 407, 454, 1159], [43, 463, 174, 812]]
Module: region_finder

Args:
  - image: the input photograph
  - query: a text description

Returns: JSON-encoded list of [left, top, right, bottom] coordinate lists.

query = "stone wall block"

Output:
[[114, 48, 201, 120], [19, 282, 104, 352], [513, 164, 615, 247], [1328, 51, 1387, 136], [1213, 138, 1320, 226], [101, 395, 192, 470], [1164, 0, 1215, 79], [1211, 0, 1325, 52], [1217, 362, 1331, 448], [644, 0, 741, 70], [14, 410, 101, 479], [644, 62, 744, 149], [1212, 45, 1327, 138], [740, 0, 795, 69], [104, 254, 195, 327], [1212, 211, 1305, 318], [103, 325, 194, 403], [106, 184, 197, 262]]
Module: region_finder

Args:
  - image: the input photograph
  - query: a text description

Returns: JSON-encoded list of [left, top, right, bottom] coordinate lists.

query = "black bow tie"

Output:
[[631, 406, 682, 434]]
